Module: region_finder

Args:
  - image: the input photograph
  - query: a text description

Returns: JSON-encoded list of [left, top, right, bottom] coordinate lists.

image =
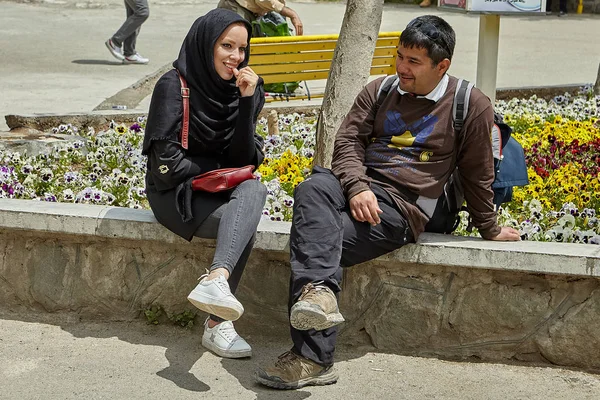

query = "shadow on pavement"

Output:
[[0, 310, 372, 399], [1, 311, 210, 392], [72, 59, 124, 66]]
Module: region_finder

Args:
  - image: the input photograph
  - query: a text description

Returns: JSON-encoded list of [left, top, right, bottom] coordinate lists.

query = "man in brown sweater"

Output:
[[256, 15, 520, 390]]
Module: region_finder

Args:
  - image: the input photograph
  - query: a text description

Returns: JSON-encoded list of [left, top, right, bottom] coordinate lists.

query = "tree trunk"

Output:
[[594, 62, 600, 96], [313, 0, 385, 168]]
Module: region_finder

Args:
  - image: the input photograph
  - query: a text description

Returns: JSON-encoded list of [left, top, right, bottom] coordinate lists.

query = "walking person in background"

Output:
[[105, 0, 150, 64], [142, 9, 267, 359], [546, 0, 568, 16], [217, 0, 304, 35]]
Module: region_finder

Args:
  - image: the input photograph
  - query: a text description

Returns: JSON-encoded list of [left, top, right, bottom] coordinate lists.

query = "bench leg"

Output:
[[267, 110, 279, 136]]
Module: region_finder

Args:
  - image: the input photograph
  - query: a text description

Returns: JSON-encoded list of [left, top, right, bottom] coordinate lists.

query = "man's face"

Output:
[[395, 44, 449, 95]]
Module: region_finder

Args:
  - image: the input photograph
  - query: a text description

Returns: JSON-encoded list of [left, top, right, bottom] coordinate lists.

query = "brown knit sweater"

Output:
[[331, 75, 501, 240]]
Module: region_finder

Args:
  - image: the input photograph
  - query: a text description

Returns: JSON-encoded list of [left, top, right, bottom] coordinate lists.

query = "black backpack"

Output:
[[375, 76, 529, 234]]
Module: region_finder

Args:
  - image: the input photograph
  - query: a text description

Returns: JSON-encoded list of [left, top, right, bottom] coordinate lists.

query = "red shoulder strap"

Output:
[[176, 70, 190, 150]]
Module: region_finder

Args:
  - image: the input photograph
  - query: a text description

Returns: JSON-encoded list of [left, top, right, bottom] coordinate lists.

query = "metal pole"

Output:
[[476, 14, 500, 105]]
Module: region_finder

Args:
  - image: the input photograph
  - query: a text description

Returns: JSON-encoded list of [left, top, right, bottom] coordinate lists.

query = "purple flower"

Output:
[[64, 172, 79, 183], [44, 193, 57, 202], [129, 123, 142, 133]]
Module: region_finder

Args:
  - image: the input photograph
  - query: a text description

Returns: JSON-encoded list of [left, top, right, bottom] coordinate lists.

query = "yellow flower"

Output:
[[115, 125, 127, 135]]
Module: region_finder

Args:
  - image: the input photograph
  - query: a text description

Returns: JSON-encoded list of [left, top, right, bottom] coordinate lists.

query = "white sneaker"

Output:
[[202, 319, 251, 358], [105, 39, 124, 61], [123, 53, 149, 64], [187, 273, 244, 321]]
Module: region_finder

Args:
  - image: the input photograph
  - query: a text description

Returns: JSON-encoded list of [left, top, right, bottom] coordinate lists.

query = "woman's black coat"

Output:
[[142, 9, 265, 241]]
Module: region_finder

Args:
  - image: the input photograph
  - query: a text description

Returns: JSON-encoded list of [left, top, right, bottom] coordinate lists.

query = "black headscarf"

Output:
[[143, 8, 264, 154]]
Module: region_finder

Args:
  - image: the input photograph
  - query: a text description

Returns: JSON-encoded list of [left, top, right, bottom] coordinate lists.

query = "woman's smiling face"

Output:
[[213, 22, 248, 80]]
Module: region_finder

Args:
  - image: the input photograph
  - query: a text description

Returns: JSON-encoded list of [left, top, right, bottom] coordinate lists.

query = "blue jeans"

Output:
[[194, 179, 267, 322]]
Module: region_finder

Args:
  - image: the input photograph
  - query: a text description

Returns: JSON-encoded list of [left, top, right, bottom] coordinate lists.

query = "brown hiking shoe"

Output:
[[290, 283, 345, 331], [256, 351, 338, 389], [419, 0, 432, 6]]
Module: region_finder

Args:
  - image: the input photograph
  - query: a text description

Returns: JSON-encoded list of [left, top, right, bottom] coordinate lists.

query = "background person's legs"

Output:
[[559, 0, 568, 14], [111, 0, 149, 56]]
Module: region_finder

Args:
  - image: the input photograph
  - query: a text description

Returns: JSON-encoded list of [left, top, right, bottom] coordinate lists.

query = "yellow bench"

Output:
[[249, 32, 401, 102]]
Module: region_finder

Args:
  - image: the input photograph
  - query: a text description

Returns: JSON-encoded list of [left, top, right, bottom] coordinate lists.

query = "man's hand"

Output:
[[280, 6, 303, 36], [290, 15, 303, 36], [490, 226, 521, 241], [349, 190, 382, 226]]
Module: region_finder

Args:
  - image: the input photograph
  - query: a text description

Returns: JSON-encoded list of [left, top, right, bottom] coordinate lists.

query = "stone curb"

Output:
[[1, 198, 598, 277], [3, 84, 587, 133], [3, 106, 320, 133], [92, 63, 174, 112]]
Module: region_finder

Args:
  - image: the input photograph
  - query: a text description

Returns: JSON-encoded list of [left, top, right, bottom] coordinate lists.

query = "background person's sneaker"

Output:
[[290, 283, 345, 331], [105, 39, 124, 61], [202, 319, 251, 358], [256, 351, 338, 389], [187, 273, 244, 321], [123, 53, 149, 64]]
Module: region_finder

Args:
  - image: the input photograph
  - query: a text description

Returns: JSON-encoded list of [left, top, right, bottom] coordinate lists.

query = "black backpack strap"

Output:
[[450, 78, 474, 169], [452, 78, 474, 134], [368, 75, 399, 143], [376, 75, 399, 109]]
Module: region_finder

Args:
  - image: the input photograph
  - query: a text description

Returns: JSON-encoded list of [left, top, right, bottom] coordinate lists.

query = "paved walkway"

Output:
[[1, 313, 600, 399], [1, 0, 599, 131]]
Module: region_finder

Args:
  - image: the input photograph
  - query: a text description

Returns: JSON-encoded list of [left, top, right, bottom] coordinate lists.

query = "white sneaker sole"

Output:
[[202, 337, 251, 359], [122, 58, 149, 65], [290, 301, 345, 331], [105, 40, 125, 61], [187, 290, 244, 321]]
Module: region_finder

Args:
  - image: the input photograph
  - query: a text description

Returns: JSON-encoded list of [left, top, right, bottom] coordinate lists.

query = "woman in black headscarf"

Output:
[[142, 8, 267, 359]]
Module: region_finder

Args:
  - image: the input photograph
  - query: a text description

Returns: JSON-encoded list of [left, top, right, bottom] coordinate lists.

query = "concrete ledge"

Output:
[[3, 105, 320, 133], [1, 198, 600, 372], [0, 199, 597, 277]]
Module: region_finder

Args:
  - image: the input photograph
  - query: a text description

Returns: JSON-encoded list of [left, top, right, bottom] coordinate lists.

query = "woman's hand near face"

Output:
[[233, 67, 259, 97]]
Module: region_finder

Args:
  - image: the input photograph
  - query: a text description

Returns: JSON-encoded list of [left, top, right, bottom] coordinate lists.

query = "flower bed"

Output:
[[0, 89, 599, 244]]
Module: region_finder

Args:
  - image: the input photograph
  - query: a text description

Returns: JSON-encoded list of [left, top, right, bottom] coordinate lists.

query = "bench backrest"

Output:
[[249, 32, 401, 84]]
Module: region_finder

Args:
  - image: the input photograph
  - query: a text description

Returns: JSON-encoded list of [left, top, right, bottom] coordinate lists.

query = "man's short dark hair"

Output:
[[400, 15, 456, 65]]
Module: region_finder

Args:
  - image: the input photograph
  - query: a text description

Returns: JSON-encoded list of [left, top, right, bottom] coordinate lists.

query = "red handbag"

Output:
[[177, 70, 256, 192], [191, 165, 256, 192]]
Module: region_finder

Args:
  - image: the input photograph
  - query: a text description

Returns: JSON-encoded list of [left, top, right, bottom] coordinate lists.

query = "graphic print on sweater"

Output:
[[365, 110, 439, 173]]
